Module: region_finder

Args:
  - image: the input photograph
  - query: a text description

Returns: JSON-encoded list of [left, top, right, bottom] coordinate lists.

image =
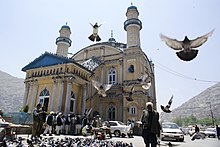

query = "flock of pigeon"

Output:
[[1, 136, 135, 147], [91, 69, 175, 113], [88, 22, 214, 113], [91, 73, 152, 102]]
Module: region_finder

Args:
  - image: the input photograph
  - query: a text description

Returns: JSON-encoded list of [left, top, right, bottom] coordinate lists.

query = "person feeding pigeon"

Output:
[[141, 102, 161, 147]]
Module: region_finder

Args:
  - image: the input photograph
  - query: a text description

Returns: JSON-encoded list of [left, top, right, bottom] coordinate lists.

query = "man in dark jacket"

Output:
[[32, 103, 42, 138], [141, 102, 161, 147], [43, 111, 54, 136]]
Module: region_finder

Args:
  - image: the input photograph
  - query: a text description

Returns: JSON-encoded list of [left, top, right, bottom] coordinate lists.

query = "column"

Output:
[[50, 79, 57, 111], [81, 84, 87, 115], [120, 61, 123, 83], [26, 81, 33, 109], [64, 79, 72, 114], [57, 79, 64, 112], [22, 81, 29, 107], [30, 79, 38, 112]]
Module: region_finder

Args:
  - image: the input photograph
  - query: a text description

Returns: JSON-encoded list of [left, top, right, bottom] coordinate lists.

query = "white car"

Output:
[[161, 122, 184, 142], [109, 121, 131, 137], [204, 128, 216, 138]]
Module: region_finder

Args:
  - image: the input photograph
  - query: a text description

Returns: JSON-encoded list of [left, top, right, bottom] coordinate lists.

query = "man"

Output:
[[191, 124, 205, 140], [216, 125, 220, 140], [64, 114, 71, 134], [55, 112, 63, 135], [32, 103, 42, 138], [43, 111, 54, 136], [141, 102, 161, 147]]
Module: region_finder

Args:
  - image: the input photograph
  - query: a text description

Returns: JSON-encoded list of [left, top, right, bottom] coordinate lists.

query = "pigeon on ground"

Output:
[[137, 74, 152, 90], [160, 29, 214, 61], [91, 79, 113, 97], [88, 22, 102, 42], [161, 95, 173, 113], [126, 86, 134, 101], [158, 141, 180, 147]]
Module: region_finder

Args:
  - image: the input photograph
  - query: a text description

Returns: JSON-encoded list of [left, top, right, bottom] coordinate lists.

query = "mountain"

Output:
[[0, 70, 24, 112], [161, 82, 220, 122]]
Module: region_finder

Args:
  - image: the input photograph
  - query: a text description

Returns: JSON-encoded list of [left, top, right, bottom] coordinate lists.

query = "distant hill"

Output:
[[0, 70, 24, 112], [161, 82, 220, 122]]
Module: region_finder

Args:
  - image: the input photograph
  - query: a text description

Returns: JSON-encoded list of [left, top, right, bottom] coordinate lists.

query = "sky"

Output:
[[0, 0, 219, 112]]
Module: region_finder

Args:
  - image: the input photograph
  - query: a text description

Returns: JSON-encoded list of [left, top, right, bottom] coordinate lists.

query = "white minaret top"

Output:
[[56, 24, 72, 57], [124, 5, 142, 48]]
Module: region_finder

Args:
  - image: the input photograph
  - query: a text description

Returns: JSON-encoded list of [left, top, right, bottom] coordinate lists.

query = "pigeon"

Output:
[[161, 95, 173, 113], [158, 141, 180, 147], [160, 29, 214, 61], [137, 74, 152, 90], [126, 86, 134, 101], [91, 79, 113, 97], [88, 22, 102, 42]]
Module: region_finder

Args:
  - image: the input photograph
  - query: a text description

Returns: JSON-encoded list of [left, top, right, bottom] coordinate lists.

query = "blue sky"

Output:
[[0, 0, 219, 112]]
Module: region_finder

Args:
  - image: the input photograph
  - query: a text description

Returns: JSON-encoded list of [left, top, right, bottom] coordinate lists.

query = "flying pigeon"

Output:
[[91, 79, 112, 97], [161, 95, 173, 113], [126, 86, 134, 101], [160, 29, 214, 61], [137, 74, 152, 90], [88, 22, 102, 42]]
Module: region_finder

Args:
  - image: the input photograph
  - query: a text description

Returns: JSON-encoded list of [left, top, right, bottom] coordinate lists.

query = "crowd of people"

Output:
[[31, 103, 130, 140]]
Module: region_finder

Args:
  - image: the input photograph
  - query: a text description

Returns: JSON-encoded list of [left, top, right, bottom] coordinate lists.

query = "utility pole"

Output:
[[207, 102, 214, 126]]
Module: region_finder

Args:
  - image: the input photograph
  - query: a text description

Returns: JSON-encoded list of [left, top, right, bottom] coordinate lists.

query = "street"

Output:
[[16, 134, 220, 147]]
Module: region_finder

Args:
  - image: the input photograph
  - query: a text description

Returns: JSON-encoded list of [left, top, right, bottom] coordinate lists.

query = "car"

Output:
[[204, 128, 216, 138], [161, 122, 184, 142], [108, 121, 131, 137]]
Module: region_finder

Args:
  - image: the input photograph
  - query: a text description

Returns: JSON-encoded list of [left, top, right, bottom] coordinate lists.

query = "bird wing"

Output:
[[168, 95, 173, 106], [190, 29, 214, 48], [138, 74, 149, 82], [91, 80, 102, 91], [142, 81, 151, 90], [160, 34, 183, 50], [103, 84, 113, 92]]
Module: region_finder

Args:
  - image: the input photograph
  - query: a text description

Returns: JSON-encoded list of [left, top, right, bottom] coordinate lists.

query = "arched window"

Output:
[[107, 68, 117, 84], [107, 105, 116, 121], [70, 91, 76, 113], [39, 88, 50, 111], [129, 106, 137, 115]]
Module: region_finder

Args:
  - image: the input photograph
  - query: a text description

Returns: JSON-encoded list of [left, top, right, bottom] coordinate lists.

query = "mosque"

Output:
[[21, 5, 157, 122]]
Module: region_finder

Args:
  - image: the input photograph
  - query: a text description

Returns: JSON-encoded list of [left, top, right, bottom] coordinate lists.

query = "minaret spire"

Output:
[[124, 5, 142, 48], [55, 24, 72, 57]]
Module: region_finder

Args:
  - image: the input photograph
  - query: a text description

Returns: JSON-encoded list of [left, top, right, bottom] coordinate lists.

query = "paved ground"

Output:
[[14, 134, 220, 147]]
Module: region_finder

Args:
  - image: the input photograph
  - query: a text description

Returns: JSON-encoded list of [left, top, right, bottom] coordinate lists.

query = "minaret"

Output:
[[124, 5, 142, 48], [55, 24, 72, 57]]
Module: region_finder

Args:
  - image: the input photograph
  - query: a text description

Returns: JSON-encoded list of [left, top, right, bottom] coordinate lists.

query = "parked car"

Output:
[[204, 128, 216, 138], [161, 122, 184, 142], [109, 121, 131, 137]]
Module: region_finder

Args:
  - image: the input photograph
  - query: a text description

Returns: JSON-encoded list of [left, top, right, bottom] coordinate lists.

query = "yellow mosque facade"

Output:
[[22, 5, 157, 122]]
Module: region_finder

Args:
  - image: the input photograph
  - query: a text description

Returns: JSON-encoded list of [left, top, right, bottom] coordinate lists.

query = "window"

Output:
[[128, 65, 134, 73], [70, 91, 76, 113], [39, 88, 50, 111], [108, 68, 117, 84], [129, 106, 137, 115], [108, 106, 116, 121]]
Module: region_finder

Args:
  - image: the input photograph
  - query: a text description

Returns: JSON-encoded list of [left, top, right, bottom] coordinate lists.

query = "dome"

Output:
[[61, 25, 70, 29], [127, 5, 137, 10], [108, 37, 116, 42]]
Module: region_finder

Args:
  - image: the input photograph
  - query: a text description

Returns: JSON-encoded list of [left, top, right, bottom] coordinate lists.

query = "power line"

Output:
[[152, 60, 219, 83]]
